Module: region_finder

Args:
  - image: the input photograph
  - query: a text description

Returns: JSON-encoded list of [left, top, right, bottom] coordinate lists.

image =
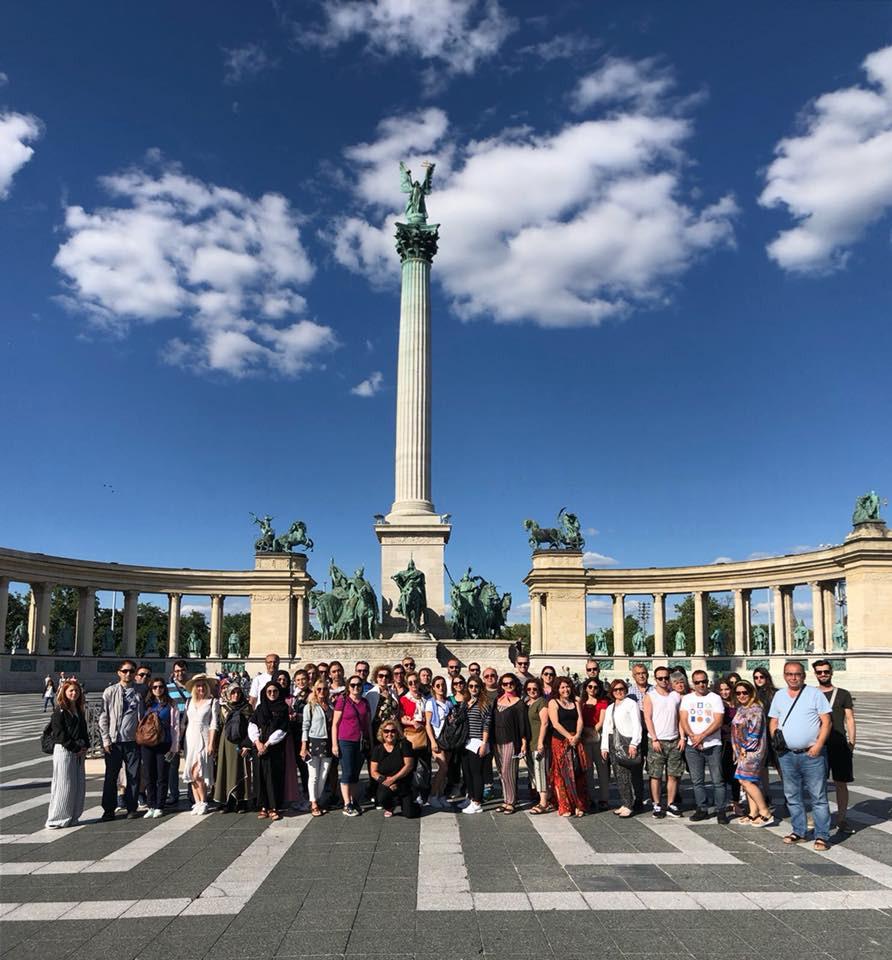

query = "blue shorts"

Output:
[[338, 739, 364, 784]]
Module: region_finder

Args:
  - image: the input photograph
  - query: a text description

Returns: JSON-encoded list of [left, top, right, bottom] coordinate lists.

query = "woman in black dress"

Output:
[[249, 681, 289, 820], [369, 722, 416, 818]]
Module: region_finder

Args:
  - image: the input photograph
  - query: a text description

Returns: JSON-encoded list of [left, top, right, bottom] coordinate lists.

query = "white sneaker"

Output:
[[195, 802, 208, 815], [152, 808, 163, 818], [462, 801, 482, 815], [144, 809, 155, 819]]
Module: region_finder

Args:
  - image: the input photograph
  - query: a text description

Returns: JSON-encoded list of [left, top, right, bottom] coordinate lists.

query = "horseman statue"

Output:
[[449, 567, 511, 640], [250, 513, 314, 553], [393, 559, 427, 633], [309, 559, 377, 641], [523, 507, 585, 551], [852, 490, 883, 525]]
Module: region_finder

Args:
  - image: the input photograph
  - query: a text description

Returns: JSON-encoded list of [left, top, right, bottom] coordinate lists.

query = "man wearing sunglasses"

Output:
[[812, 659, 856, 835], [679, 671, 727, 823], [98, 659, 145, 821]]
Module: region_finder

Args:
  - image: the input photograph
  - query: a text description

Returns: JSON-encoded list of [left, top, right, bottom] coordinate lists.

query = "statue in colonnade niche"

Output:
[[792, 619, 812, 653], [852, 491, 882, 525], [708, 627, 725, 657], [632, 626, 648, 654], [10, 621, 27, 653], [591, 628, 609, 655], [673, 628, 687, 655], [227, 631, 242, 658], [101, 627, 115, 654], [832, 621, 848, 652], [393, 559, 427, 633], [524, 508, 586, 551], [144, 631, 159, 657], [751, 624, 768, 654], [186, 629, 201, 658]]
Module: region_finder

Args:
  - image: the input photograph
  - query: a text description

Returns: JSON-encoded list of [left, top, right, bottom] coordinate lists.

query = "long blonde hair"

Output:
[[307, 681, 330, 709]]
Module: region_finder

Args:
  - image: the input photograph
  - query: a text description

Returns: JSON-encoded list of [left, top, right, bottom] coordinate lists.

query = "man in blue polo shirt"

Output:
[[768, 660, 832, 850]]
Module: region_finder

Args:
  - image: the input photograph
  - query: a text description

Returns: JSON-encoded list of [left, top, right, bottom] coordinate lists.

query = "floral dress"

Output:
[[731, 703, 766, 784]]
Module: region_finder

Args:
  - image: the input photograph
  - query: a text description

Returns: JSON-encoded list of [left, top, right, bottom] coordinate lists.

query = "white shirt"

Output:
[[647, 689, 681, 740], [249, 672, 273, 702], [680, 691, 724, 749], [600, 698, 642, 750]]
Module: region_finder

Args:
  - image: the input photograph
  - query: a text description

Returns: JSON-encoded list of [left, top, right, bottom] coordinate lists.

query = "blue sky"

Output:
[[2, 2, 890, 628]]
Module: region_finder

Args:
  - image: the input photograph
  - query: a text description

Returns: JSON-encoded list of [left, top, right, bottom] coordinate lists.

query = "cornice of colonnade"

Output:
[[0, 545, 317, 595], [524, 525, 892, 594]]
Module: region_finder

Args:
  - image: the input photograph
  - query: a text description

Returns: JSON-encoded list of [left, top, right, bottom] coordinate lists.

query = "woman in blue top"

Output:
[[142, 680, 180, 818]]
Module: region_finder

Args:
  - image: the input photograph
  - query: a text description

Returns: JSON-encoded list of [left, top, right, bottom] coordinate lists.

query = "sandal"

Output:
[[814, 838, 830, 851], [750, 814, 774, 827], [257, 809, 269, 819], [269, 811, 282, 821], [502, 804, 516, 815], [310, 805, 323, 818], [783, 833, 804, 844], [735, 815, 754, 825], [529, 805, 549, 815], [574, 808, 585, 818]]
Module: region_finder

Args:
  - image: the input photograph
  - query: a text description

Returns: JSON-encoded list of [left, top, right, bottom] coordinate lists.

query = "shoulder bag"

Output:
[[771, 688, 804, 756], [609, 706, 642, 769]]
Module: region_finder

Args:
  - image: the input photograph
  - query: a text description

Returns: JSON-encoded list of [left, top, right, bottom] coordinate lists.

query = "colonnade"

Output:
[[603, 581, 841, 657]]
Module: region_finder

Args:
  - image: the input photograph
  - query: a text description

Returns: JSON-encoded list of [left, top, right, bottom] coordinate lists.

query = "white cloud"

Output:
[[747, 551, 773, 561], [583, 551, 618, 567], [300, 0, 514, 76], [712, 556, 734, 564], [331, 71, 736, 329], [586, 598, 612, 610], [760, 44, 892, 272], [0, 72, 8, 87], [0, 111, 41, 199], [222, 43, 277, 84], [571, 56, 675, 113], [351, 370, 383, 397], [584, 527, 599, 536], [54, 155, 336, 377]]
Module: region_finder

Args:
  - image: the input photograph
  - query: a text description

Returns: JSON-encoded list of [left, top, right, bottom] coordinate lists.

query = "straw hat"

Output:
[[184, 673, 218, 694]]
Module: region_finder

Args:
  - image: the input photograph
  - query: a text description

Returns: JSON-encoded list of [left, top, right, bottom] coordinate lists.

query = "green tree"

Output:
[[503, 622, 531, 654], [136, 602, 169, 658], [223, 611, 250, 658], [4, 590, 29, 649], [50, 586, 79, 652], [93, 605, 123, 656], [180, 610, 209, 658]]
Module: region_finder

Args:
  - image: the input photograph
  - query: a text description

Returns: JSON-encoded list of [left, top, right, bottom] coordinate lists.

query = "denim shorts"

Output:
[[338, 739, 364, 784]]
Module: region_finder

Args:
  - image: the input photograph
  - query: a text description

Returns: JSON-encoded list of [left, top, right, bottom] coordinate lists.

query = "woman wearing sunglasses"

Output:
[[599, 680, 641, 817], [370, 723, 416, 818], [399, 672, 432, 806], [491, 674, 529, 814], [141, 679, 180, 818], [250, 681, 288, 820], [425, 675, 454, 809], [300, 681, 333, 817], [460, 677, 492, 814], [331, 675, 372, 817], [731, 680, 773, 826]]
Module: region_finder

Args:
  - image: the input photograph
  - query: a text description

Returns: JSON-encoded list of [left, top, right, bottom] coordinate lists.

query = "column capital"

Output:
[[167, 591, 182, 600], [210, 593, 223, 602], [652, 591, 665, 600], [78, 585, 96, 596], [395, 221, 439, 262], [123, 589, 139, 600]]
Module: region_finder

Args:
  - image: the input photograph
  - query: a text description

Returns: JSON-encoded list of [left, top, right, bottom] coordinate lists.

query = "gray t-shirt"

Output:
[[118, 684, 141, 742]]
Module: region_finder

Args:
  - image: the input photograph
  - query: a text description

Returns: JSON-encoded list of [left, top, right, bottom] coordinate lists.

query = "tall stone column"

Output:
[[0, 577, 8, 651], [209, 594, 224, 659], [733, 589, 746, 656], [377, 201, 450, 637], [810, 582, 826, 653], [693, 591, 707, 657], [294, 594, 307, 660], [33, 582, 53, 655], [743, 589, 752, 656], [612, 593, 625, 655], [772, 586, 785, 655], [652, 592, 665, 655], [75, 587, 95, 656], [122, 590, 138, 658], [530, 592, 543, 654], [783, 587, 795, 653], [822, 583, 836, 648], [167, 593, 182, 658]]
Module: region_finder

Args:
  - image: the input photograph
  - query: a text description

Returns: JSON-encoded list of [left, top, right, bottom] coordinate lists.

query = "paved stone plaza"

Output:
[[1, 692, 891, 960]]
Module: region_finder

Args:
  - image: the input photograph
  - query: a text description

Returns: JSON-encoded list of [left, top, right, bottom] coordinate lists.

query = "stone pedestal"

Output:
[[523, 551, 586, 654], [250, 553, 312, 658], [843, 521, 892, 654], [376, 520, 451, 638]]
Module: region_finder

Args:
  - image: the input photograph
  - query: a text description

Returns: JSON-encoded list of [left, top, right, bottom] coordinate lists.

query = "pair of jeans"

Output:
[[166, 752, 181, 805], [779, 750, 831, 841], [102, 741, 141, 814], [684, 743, 727, 811], [140, 743, 171, 809], [462, 749, 485, 803]]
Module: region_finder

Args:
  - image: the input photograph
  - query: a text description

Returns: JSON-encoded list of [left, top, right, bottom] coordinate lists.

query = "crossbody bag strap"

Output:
[[828, 688, 838, 711], [779, 687, 805, 729]]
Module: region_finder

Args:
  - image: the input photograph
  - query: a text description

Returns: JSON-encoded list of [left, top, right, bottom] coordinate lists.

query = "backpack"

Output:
[[436, 701, 468, 752], [135, 710, 162, 747], [41, 721, 54, 754]]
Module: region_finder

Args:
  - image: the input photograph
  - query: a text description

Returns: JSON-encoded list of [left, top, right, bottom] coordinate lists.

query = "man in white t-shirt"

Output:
[[249, 653, 281, 706], [679, 670, 727, 822], [643, 668, 684, 818]]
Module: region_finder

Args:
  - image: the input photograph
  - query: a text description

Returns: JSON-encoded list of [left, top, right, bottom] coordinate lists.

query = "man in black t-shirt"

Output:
[[812, 659, 856, 835]]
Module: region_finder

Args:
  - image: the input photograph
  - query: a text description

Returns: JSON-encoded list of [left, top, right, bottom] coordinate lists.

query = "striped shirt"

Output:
[[466, 701, 491, 742]]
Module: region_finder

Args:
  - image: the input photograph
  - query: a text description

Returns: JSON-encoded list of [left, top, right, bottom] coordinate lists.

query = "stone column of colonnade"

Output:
[[772, 585, 785, 655], [822, 582, 837, 652], [209, 594, 224, 659], [168, 593, 181, 658], [30, 583, 53, 655], [612, 594, 624, 653], [693, 591, 707, 656], [783, 587, 795, 652], [122, 590, 138, 657], [810, 582, 826, 653], [0, 577, 8, 650], [74, 587, 95, 655], [652, 593, 665, 655], [733, 589, 746, 656]]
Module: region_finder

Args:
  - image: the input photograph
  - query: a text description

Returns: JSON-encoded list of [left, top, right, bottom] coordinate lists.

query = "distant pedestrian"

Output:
[[46, 679, 89, 828], [43, 674, 55, 712]]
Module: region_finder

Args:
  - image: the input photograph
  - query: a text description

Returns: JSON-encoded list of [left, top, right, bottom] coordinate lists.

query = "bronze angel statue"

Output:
[[400, 161, 435, 224]]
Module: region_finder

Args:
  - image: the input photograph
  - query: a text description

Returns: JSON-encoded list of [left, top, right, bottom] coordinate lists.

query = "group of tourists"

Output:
[[43, 652, 856, 852]]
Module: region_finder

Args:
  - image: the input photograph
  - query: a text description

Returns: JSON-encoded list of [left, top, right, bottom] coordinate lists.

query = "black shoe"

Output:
[[100, 811, 117, 822], [716, 810, 730, 825], [652, 805, 666, 819], [126, 811, 141, 820], [690, 808, 710, 822], [666, 804, 682, 819]]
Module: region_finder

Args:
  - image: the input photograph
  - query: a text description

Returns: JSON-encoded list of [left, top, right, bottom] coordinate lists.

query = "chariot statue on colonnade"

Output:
[[250, 513, 314, 553], [524, 508, 585, 551]]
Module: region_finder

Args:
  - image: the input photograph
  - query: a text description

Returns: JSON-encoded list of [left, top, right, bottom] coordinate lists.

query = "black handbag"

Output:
[[771, 688, 804, 756], [610, 711, 642, 769], [41, 721, 54, 755]]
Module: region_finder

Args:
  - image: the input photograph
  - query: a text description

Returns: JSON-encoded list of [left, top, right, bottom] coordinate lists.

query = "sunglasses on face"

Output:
[[815, 670, 831, 675], [542, 671, 555, 677], [151, 684, 165, 690], [735, 689, 749, 695], [407, 679, 418, 685], [382, 729, 397, 735], [586, 667, 600, 673], [613, 688, 627, 694], [266, 689, 278, 696], [349, 682, 362, 689], [693, 679, 708, 685], [655, 676, 669, 682], [501, 680, 515, 687], [119, 668, 134, 674]]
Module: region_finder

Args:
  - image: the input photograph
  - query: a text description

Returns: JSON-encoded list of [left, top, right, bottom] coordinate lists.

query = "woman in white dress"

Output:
[[182, 674, 219, 814]]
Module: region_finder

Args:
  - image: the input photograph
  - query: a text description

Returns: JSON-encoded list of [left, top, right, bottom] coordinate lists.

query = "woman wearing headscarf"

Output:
[[214, 682, 253, 813], [249, 680, 289, 820]]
